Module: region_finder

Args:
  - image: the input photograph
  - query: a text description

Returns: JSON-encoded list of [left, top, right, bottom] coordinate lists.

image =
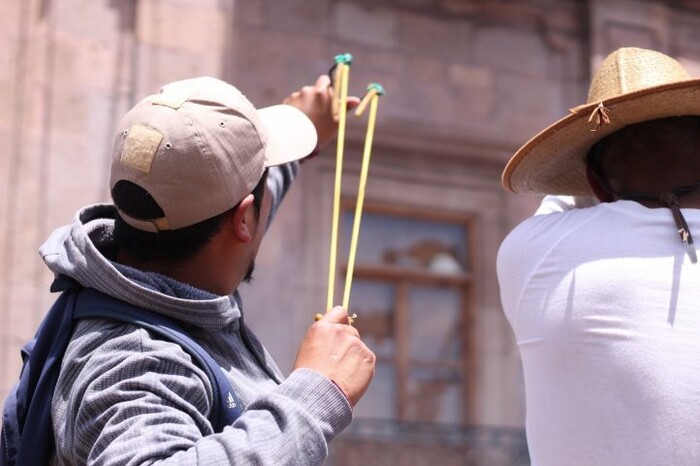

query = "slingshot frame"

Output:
[[322, 53, 385, 318]]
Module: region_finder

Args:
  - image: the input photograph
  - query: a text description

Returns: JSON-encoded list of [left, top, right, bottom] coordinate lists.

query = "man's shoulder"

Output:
[[499, 202, 610, 270], [515, 199, 609, 234], [63, 317, 211, 388], [505, 206, 590, 244]]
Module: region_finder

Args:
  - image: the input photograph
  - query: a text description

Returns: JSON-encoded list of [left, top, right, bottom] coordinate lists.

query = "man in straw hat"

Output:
[[498, 47, 700, 465], [17, 75, 374, 464]]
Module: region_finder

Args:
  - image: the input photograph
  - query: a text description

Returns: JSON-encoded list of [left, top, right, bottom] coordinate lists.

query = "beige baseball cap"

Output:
[[110, 76, 317, 232]]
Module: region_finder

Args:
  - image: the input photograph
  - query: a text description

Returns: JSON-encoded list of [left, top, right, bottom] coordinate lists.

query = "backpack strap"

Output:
[[73, 288, 244, 431], [1, 290, 78, 466]]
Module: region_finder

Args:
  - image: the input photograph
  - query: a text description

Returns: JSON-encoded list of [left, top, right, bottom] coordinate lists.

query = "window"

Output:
[[339, 200, 476, 425]]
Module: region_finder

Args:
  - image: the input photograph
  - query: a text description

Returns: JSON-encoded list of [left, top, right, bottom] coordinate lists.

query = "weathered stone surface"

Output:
[[232, 0, 265, 27], [333, 2, 398, 48], [399, 11, 472, 60], [264, 0, 330, 35], [137, 0, 225, 52], [54, 0, 127, 41], [472, 26, 549, 77]]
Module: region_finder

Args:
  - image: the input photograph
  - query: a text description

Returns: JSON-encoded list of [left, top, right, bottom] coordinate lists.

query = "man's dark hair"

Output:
[[585, 133, 612, 192], [113, 169, 268, 263], [585, 115, 700, 194]]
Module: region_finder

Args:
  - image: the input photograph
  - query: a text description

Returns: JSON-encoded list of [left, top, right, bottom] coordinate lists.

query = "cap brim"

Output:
[[257, 104, 318, 167]]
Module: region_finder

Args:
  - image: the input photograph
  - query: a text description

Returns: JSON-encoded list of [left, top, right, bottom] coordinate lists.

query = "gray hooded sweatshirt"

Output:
[[42, 164, 352, 465]]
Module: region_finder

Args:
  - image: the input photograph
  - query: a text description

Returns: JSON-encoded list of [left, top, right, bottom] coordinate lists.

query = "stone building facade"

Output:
[[3, 0, 700, 464]]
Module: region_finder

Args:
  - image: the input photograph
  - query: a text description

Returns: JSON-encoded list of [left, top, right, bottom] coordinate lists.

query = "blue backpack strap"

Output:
[[2, 289, 79, 466], [73, 289, 243, 431]]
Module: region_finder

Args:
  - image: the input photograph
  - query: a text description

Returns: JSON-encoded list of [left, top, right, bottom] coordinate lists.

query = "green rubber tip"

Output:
[[334, 53, 354, 65], [367, 83, 386, 96]]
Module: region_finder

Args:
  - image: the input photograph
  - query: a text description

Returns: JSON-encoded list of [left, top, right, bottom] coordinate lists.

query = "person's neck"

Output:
[[634, 197, 700, 209], [615, 185, 700, 209]]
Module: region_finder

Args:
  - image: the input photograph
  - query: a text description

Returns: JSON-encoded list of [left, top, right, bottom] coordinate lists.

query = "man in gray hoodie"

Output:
[[41, 74, 375, 465]]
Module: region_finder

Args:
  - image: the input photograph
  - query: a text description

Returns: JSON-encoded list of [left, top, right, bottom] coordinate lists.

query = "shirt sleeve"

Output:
[[52, 319, 352, 466], [265, 162, 299, 230], [498, 197, 606, 334]]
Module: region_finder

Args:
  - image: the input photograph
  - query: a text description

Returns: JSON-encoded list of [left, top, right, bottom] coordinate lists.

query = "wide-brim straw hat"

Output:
[[502, 47, 700, 196]]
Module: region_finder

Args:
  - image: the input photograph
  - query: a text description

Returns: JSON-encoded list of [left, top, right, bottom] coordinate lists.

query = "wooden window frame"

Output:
[[339, 198, 478, 424]]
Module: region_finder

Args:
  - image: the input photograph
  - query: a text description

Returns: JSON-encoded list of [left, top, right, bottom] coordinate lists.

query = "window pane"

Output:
[[341, 210, 467, 273], [349, 279, 395, 359], [353, 362, 396, 420], [408, 286, 461, 361]]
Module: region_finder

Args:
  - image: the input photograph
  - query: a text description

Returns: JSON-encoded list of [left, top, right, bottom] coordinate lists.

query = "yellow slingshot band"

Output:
[[326, 54, 352, 311], [342, 83, 385, 309]]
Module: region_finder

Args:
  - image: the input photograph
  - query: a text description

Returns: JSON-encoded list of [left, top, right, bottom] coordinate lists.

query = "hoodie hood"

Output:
[[39, 204, 240, 330]]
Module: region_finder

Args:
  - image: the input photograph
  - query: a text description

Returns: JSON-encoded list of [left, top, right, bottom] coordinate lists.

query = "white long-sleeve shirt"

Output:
[[498, 196, 700, 466]]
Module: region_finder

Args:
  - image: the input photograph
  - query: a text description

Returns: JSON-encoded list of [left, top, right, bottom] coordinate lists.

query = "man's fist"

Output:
[[283, 75, 360, 151], [293, 306, 375, 406]]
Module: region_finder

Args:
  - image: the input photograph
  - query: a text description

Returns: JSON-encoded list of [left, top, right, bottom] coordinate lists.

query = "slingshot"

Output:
[[319, 53, 385, 320]]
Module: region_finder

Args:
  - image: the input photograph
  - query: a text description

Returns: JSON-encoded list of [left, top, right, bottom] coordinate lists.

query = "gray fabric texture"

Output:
[[42, 163, 353, 465]]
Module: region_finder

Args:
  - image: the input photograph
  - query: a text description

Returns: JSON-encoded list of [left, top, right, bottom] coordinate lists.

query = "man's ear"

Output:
[[586, 166, 615, 202], [230, 194, 255, 243]]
